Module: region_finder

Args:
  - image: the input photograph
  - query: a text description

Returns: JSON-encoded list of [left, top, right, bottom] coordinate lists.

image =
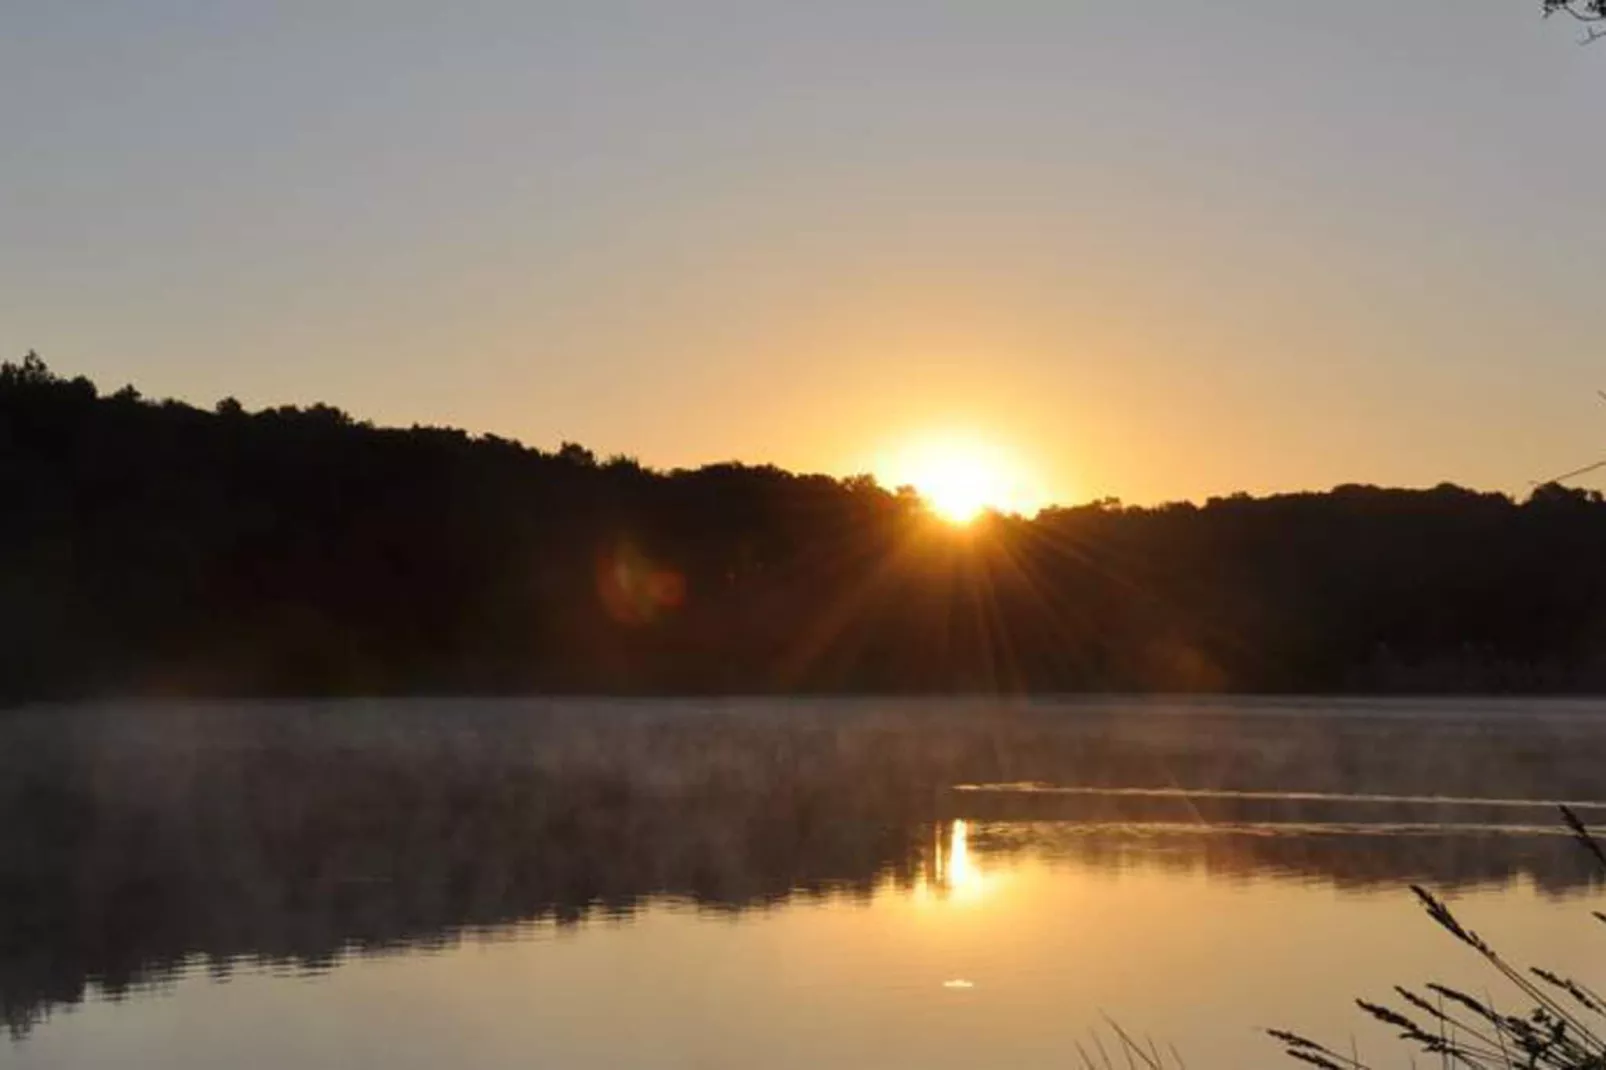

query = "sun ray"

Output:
[[771, 524, 924, 688]]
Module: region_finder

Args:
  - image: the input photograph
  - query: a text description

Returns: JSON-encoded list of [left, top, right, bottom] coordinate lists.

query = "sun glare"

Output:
[[888, 435, 1034, 524]]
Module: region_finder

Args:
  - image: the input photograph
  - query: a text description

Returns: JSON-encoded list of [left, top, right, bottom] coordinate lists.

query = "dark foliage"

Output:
[[5, 354, 1606, 699], [1545, 0, 1606, 42], [1545, 1, 1606, 21]]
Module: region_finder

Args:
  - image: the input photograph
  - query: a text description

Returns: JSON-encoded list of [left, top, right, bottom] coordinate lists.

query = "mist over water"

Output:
[[5, 696, 1606, 1068]]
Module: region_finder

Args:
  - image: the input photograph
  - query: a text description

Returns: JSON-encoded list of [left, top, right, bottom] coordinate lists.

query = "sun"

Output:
[[920, 451, 995, 524], [886, 434, 1034, 525]]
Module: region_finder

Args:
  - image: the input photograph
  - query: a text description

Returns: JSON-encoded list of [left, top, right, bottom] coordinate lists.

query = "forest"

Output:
[[4, 352, 1605, 700]]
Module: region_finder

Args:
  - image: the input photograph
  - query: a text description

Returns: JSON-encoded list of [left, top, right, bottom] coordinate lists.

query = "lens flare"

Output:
[[596, 540, 685, 625]]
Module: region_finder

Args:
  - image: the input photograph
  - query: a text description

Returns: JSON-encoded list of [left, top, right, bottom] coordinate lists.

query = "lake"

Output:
[[5, 696, 1606, 1069]]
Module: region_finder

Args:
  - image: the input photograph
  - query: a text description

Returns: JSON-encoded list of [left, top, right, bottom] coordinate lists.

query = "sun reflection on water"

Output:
[[927, 819, 992, 903]]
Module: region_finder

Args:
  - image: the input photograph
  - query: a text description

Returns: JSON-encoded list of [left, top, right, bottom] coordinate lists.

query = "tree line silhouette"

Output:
[[4, 352, 1605, 700]]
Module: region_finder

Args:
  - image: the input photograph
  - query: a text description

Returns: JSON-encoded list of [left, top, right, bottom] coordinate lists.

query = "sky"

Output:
[[4, 1, 1604, 507]]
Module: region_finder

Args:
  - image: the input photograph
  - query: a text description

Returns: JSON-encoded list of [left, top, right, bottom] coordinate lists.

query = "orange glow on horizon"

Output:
[[878, 433, 1040, 523]]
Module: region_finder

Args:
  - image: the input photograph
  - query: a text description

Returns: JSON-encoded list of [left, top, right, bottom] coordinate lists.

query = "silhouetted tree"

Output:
[[557, 441, 596, 467]]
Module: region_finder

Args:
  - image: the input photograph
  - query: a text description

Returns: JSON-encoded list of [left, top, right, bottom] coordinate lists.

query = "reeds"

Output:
[[1078, 1014, 1188, 1070], [1272, 805, 1606, 1070]]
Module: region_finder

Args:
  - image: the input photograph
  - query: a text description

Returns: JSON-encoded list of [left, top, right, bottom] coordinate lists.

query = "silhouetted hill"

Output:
[[5, 353, 1606, 698]]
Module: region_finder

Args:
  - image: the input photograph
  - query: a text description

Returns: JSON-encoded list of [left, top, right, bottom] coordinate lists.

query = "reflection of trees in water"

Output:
[[1, 703, 942, 1037], [4, 699, 1606, 1037], [951, 789, 1606, 894], [965, 822, 1606, 896]]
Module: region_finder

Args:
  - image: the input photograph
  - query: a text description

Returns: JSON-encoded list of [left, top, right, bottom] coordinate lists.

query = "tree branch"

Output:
[[1542, 0, 1606, 22], [1542, 1, 1606, 43]]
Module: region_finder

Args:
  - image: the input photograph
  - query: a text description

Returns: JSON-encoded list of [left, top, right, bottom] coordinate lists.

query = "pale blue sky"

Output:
[[4, 2, 1603, 504]]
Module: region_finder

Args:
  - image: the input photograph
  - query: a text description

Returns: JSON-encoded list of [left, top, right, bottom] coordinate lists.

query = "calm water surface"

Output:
[[6, 697, 1606, 1069]]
